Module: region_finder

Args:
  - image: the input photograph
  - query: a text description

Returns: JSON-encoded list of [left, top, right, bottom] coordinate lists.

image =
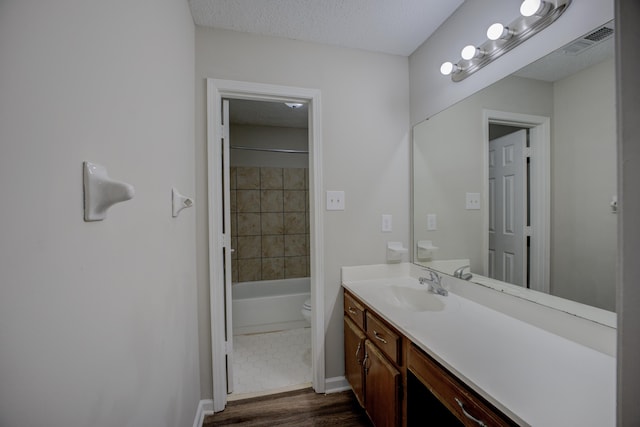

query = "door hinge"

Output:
[[524, 147, 533, 158], [225, 340, 233, 355], [525, 226, 532, 236]]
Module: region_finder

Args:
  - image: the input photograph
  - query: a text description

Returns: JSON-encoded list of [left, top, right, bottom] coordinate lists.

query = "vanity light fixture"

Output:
[[461, 45, 484, 60], [440, 0, 571, 82], [486, 23, 512, 41], [439, 61, 460, 76], [520, 0, 550, 17], [285, 102, 304, 109]]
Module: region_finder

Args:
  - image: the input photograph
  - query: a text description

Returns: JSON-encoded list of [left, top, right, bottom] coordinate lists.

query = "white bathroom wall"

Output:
[[195, 27, 410, 396], [409, 0, 614, 125], [413, 75, 553, 273], [231, 125, 309, 168], [0, 2, 198, 427], [551, 58, 617, 311]]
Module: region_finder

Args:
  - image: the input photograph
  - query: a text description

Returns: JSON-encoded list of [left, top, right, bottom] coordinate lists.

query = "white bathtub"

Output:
[[232, 277, 310, 335]]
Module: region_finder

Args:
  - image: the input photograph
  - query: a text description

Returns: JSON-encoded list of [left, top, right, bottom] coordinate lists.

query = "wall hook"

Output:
[[83, 161, 135, 222], [172, 188, 194, 217]]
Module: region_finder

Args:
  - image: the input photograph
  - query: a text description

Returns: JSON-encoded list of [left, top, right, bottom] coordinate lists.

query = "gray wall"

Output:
[[616, 0, 640, 424], [0, 1, 199, 426], [195, 27, 410, 397]]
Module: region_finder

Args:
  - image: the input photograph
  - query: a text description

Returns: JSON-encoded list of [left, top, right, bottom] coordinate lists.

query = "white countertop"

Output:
[[342, 274, 616, 427]]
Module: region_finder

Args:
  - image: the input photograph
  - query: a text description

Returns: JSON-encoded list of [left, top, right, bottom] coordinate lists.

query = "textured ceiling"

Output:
[[188, 0, 464, 56]]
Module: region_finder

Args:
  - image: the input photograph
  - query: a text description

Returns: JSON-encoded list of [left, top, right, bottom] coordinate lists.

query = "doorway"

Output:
[[207, 79, 325, 413], [483, 110, 551, 293], [227, 98, 311, 398]]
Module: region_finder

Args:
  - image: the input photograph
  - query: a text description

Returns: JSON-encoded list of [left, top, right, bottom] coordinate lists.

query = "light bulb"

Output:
[[440, 62, 457, 76], [487, 23, 511, 41], [520, 0, 547, 17], [461, 45, 481, 60]]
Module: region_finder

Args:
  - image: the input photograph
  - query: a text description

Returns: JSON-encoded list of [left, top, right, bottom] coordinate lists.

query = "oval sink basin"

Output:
[[385, 285, 445, 312]]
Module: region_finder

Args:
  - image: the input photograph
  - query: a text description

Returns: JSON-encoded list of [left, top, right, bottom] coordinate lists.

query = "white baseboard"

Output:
[[192, 399, 214, 427], [324, 376, 351, 394]]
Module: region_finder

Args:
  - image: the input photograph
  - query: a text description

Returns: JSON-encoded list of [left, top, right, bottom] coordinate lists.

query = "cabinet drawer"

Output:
[[344, 291, 366, 329], [366, 311, 401, 365], [408, 345, 517, 427]]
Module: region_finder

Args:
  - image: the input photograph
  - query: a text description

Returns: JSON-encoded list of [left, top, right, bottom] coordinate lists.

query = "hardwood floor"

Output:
[[202, 388, 373, 426]]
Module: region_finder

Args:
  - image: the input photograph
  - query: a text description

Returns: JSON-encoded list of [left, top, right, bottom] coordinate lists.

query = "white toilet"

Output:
[[301, 298, 311, 323]]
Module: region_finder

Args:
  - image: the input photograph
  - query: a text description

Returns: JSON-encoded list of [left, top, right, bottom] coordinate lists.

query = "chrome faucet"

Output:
[[419, 270, 448, 296], [453, 265, 473, 281]]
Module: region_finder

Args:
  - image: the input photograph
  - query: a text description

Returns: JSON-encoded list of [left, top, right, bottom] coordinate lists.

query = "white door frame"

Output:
[[207, 79, 325, 412], [482, 110, 550, 293]]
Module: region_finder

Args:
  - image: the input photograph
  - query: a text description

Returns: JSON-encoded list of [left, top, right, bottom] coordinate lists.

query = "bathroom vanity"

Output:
[[342, 263, 615, 427]]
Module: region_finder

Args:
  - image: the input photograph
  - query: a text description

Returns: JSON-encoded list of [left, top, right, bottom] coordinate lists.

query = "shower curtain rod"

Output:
[[230, 145, 309, 154]]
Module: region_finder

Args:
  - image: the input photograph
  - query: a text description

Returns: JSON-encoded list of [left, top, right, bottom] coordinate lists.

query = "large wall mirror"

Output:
[[413, 20, 616, 324]]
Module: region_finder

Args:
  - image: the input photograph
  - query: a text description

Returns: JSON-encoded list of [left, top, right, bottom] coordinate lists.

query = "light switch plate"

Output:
[[382, 214, 392, 232], [326, 191, 345, 210], [466, 193, 481, 210]]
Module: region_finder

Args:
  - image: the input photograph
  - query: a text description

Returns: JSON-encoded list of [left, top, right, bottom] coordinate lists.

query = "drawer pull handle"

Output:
[[363, 352, 370, 375], [455, 397, 488, 427], [355, 342, 362, 362], [373, 330, 388, 344], [348, 307, 358, 315]]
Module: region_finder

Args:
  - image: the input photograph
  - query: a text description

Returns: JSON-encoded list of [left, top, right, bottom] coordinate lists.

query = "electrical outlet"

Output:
[[326, 191, 345, 210], [466, 193, 481, 210], [427, 214, 437, 231], [382, 214, 392, 232]]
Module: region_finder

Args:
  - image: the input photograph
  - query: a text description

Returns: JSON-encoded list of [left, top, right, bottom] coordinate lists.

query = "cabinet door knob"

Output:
[[348, 307, 358, 315], [355, 342, 362, 362], [455, 397, 488, 427], [363, 352, 370, 375]]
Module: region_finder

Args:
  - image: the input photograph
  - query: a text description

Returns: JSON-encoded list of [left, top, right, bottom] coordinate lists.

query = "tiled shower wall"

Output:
[[230, 167, 310, 283]]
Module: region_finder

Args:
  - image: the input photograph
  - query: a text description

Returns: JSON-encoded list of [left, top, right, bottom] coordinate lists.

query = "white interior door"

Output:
[[221, 99, 234, 393], [488, 129, 527, 286]]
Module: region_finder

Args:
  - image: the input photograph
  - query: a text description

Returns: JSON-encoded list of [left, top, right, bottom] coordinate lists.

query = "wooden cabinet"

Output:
[[364, 340, 401, 427], [344, 290, 404, 426], [344, 288, 518, 427], [408, 344, 518, 427], [344, 315, 366, 407]]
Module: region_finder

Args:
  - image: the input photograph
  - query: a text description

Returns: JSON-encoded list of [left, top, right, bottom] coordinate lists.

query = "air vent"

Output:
[[585, 26, 614, 42], [562, 25, 614, 56]]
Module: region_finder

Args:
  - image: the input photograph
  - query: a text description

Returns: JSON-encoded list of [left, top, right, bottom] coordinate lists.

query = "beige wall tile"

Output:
[[284, 234, 306, 257], [260, 167, 283, 189], [237, 236, 261, 259], [238, 258, 261, 282], [231, 213, 238, 236], [284, 190, 306, 212], [262, 258, 284, 280], [237, 190, 261, 213], [230, 190, 237, 213], [284, 212, 306, 234], [285, 256, 307, 278], [261, 190, 283, 212], [231, 237, 238, 260], [237, 213, 261, 236], [262, 235, 284, 258], [230, 167, 237, 190], [283, 168, 306, 190], [261, 213, 284, 235], [236, 167, 260, 189], [231, 259, 238, 283]]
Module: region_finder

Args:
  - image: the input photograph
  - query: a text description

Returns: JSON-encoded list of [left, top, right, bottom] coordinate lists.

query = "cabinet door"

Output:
[[365, 340, 401, 427], [344, 316, 366, 407]]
